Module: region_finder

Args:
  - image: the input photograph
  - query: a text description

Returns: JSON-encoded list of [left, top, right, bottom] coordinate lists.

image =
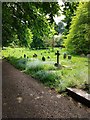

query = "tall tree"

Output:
[[65, 2, 90, 55], [2, 2, 60, 47]]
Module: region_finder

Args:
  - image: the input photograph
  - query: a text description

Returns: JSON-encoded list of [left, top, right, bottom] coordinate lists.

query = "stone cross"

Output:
[[55, 50, 60, 67]]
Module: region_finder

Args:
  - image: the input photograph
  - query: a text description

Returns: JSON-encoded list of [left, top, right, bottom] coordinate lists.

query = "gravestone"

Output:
[[42, 56, 45, 61], [63, 53, 67, 59], [47, 56, 50, 59], [68, 55, 72, 60], [55, 50, 60, 67], [24, 54, 26, 58], [81, 53, 85, 57], [87, 54, 90, 58], [33, 53, 37, 57]]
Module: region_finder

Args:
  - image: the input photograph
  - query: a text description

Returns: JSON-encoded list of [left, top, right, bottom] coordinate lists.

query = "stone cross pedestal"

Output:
[[55, 50, 60, 67]]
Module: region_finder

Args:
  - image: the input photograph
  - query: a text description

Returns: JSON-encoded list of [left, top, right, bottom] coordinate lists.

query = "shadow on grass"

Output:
[[4, 56, 62, 91], [4, 56, 27, 70]]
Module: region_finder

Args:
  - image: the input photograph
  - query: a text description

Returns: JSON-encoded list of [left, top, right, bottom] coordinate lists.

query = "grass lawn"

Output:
[[2, 47, 88, 93]]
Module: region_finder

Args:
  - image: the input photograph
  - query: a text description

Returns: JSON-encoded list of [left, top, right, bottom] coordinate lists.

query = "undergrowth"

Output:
[[2, 47, 88, 93]]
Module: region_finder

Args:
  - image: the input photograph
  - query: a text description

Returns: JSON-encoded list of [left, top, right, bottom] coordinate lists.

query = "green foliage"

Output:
[[2, 47, 88, 93], [31, 37, 44, 49], [2, 2, 60, 47], [34, 70, 60, 87], [62, 2, 79, 35], [25, 28, 33, 48], [17, 58, 27, 70], [26, 60, 56, 74], [65, 2, 90, 55]]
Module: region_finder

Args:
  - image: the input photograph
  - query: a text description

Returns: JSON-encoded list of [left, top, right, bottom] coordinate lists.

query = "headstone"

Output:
[[68, 55, 72, 60], [24, 54, 26, 58], [63, 53, 67, 59], [47, 56, 50, 59], [42, 56, 45, 61], [55, 50, 60, 67], [87, 54, 90, 58], [33, 53, 37, 57], [41, 53, 42, 55], [81, 54, 85, 57]]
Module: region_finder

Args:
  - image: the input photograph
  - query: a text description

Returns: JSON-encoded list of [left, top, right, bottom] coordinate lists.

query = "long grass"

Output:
[[2, 47, 88, 93]]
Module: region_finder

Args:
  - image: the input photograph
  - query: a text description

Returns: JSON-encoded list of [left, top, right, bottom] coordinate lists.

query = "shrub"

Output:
[[26, 60, 56, 74], [34, 70, 61, 87], [17, 58, 27, 70]]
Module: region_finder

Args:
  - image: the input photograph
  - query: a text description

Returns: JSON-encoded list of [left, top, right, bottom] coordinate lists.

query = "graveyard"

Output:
[[2, 2, 90, 118], [2, 47, 89, 94]]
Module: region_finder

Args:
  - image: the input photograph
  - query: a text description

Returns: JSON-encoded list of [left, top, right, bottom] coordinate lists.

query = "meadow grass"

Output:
[[2, 47, 88, 93]]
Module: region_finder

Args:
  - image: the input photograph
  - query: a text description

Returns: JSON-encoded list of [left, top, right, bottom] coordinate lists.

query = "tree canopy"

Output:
[[2, 2, 60, 47], [65, 2, 90, 55]]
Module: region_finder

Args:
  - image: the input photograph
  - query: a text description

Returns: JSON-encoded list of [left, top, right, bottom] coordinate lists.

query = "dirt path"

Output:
[[2, 60, 90, 118]]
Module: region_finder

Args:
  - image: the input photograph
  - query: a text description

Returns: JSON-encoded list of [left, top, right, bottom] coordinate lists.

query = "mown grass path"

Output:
[[2, 60, 90, 118]]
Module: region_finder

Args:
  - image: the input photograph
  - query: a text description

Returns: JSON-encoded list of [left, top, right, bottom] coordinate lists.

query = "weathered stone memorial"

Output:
[[87, 54, 90, 58], [33, 53, 37, 57], [24, 54, 26, 58], [47, 56, 50, 59], [63, 53, 67, 59], [68, 55, 72, 60], [42, 56, 45, 61]]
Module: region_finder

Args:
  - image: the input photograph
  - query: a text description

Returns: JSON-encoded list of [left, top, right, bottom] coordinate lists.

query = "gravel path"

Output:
[[2, 60, 90, 119]]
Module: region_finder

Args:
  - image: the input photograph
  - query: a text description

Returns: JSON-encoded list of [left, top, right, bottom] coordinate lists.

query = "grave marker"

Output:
[[47, 56, 50, 59], [87, 54, 90, 58], [24, 54, 26, 58], [42, 56, 45, 61], [63, 53, 67, 59], [33, 53, 37, 57], [68, 55, 72, 60], [55, 50, 60, 67]]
